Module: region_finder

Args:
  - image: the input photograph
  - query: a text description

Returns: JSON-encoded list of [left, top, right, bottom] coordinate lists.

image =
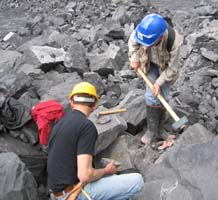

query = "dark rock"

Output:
[[211, 77, 218, 88], [64, 41, 89, 75], [198, 103, 209, 115], [111, 6, 130, 26], [47, 30, 77, 49], [105, 29, 125, 40], [200, 47, 218, 62], [47, 16, 66, 27], [116, 89, 146, 134], [0, 50, 22, 77], [90, 106, 127, 154], [41, 74, 82, 109], [141, 135, 218, 200], [32, 71, 79, 98], [206, 118, 218, 133], [88, 43, 126, 76], [24, 45, 66, 71], [83, 72, 106, 96], [0, 133, 47, 183], [215, 88, 218, 98], [96, 135, 135, 172], [16, 63, 43, 75], [116, 69, 137, 79], [0, 72, 33, 98], [0, 152, 39, 200], [176, 123, 214, 145], [177, 87, 200, 108]]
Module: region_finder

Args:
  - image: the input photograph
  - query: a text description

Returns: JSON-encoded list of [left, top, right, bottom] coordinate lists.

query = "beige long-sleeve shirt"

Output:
[[128, 28, 183, 86]]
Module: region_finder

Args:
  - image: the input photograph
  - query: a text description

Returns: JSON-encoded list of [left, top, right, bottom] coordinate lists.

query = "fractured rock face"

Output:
[[29, 45, 66, 66], [0, 152, 39, 200], [90, 106, 127, 154], [133, 125, 218, 200]]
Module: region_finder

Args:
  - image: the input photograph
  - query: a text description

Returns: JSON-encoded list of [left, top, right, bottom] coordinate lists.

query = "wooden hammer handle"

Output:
[[98, 108, 127, 115], [138, 68, 180, 122]]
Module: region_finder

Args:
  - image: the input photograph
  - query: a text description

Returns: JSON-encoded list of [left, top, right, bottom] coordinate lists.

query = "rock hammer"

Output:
[[96, 108, 127, 119], [95, 108, 127, 124], [137, 68, 188, 130]]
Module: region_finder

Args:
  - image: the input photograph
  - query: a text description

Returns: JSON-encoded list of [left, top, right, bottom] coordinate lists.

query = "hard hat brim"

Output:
[[134, 29, 163, 47]]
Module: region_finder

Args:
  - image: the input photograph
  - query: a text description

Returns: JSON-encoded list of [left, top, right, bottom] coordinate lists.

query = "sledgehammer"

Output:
[[137, 68, 188, 130]]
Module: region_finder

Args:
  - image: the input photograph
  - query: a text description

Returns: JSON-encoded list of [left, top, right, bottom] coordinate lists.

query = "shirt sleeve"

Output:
[[128, 31, 141, 62], [156, 30, 183, 86], [77, 120, 98, 156]]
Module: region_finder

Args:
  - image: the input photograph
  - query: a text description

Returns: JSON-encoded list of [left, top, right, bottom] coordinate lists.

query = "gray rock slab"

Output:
[[90, 107, 127, 154], [88, 43, 126, 76], [211, 78, 218, 88], [83, 72, 106, 96], [136, 135, 218, 200], [200, 47, 218, 63], [29, 45, 66, 66], [32, 71, 66, 97], [17, 34, 49, 53], [116, 89, 146, 134], [41, 75, 81, 109], [176, 123, 214, 145], [0, 72, 32, 98], [48, 30, 77, 49], [0, 50, 22, 76], [96, 135, 135, 172], [0, 152, 39, 200], [88, 52, 115, 76], [16, 63, 42, 75], [0, 133, 46, 182], [64, 41, 89, 74]]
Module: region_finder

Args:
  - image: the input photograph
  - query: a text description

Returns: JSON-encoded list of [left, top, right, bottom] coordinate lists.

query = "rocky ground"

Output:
[[0, 0, 218, 200]]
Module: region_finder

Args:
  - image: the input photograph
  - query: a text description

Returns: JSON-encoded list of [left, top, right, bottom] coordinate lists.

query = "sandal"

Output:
[[157, 135, 175, 150], [140, 136, 150, 145]]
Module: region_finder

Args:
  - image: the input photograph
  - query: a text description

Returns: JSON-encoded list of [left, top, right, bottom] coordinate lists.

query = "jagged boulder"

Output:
[[90, 106, 127, 154], [88, 43, 126, 76], [0, 152, 39, 200], [0, 50, 22, 77], [64, 41, 89, 75], [116, 89, 146, 134], [133, 124, 217, 200], [40, 73, 82, 109], [0, 133, 47, 183]]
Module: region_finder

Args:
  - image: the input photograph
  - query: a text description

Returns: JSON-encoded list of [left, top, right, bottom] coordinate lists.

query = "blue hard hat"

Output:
[[134, 14, 167, 47]]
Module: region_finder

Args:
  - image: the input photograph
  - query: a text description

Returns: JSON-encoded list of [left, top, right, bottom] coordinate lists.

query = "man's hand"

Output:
[[105, 160, 117, 175], [151, 83, 160, 96], [130, 61, 140, 71], [78, 155, 116, 183]]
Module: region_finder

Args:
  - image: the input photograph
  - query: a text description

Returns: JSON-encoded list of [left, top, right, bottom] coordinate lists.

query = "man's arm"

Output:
[[77, 154, 117, 184]]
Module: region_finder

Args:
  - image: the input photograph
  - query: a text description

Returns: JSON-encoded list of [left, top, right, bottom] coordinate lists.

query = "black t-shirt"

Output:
[[47, 109, 98, 192]]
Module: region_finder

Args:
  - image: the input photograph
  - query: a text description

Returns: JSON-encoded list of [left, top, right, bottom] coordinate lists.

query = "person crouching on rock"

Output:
[[47, 82, 144, 200]]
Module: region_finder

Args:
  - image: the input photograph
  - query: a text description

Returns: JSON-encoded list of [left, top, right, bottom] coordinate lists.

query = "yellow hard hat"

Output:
[[69, 82, 98, 101]]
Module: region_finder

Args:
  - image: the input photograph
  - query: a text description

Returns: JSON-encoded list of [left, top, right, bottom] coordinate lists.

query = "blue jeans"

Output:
[[145, 65, 169, 106], [54, 173, 144, 200]]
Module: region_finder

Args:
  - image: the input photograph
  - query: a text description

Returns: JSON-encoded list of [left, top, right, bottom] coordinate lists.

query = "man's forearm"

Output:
[[86, 167, 107, 183]]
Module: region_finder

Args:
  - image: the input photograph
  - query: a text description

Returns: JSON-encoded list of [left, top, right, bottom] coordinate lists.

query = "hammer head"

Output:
[[95, 113, 100, 119], [96, 115, 111, 124], [172, 116, 189, 131]]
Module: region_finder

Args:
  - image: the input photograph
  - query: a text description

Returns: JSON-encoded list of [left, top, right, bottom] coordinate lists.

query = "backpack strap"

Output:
[[167, 25, 175, 52]]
